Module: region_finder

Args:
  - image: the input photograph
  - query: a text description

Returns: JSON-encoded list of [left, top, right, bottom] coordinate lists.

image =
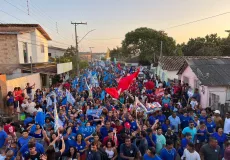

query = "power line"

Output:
[[0, 9, 27, 23], [18, 36, 70, 48], [163, 11, 230, 30], [0, 10, 72, 47], [20, 0, 73, 42], [3, 0, 73, 43]]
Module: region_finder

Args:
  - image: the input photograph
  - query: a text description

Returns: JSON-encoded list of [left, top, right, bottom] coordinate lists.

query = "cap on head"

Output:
[[124, 122, 131, 129], [214, 110, 220, 114]]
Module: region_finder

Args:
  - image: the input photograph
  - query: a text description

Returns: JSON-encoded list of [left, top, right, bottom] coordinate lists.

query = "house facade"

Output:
[[48, 46, 66, 58], [178, 57, 230, 109], [0, 24, 51, 64], [156, 56, 186, 82], [0, 24, 72, 98]]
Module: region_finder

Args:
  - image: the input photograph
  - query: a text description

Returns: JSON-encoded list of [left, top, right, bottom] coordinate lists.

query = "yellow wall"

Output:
[[6, 73, 41, 96]]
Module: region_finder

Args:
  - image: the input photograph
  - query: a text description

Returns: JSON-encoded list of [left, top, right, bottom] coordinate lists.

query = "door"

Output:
[[23, 42, 28, 63]]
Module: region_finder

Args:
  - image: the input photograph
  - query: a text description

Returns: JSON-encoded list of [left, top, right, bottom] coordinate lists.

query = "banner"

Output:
[[78, 126, 96, 137], [35, 112, 45, 127], [86, 109, 102, 118], [66, 89, 76, 105], [155, 88, 164, 97], [54, 104, 63, 132]]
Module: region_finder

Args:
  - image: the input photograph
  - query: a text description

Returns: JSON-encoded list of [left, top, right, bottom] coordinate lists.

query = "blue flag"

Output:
[[100, 90, 106, 101], [61, 96, 67, 105], [66, 89, 75, 105], [77, 126, 96, 137], [86, 109, 102, 118], [35, 112, 46, 127]]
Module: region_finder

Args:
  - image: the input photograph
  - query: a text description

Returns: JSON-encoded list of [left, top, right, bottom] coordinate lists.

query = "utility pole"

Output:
[[71, 22, 87, 76], [160, 41, 163, 59], [89, 47, 94, 63]]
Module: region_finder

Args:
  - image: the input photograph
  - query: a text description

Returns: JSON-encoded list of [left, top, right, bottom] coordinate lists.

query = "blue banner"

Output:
[[78, 126, 96, 137], [86, 109, 102, 118]]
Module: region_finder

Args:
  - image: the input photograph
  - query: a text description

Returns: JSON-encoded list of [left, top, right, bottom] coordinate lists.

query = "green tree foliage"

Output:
[[49, 46, 89, 75], [181, 33, 230, 56], [122, 27, 177, 64], [110, 47, 123, 61]]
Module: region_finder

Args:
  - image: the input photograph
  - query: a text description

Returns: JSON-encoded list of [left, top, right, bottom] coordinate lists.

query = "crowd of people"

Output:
[[1, 62, 230, 160]]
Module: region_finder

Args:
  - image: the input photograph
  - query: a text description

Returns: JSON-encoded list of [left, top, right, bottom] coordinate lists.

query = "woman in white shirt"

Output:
[[181, 142, 200, 160]]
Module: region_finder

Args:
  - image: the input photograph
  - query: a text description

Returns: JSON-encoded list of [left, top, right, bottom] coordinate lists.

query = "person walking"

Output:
[[200, 137, 221, 160], [181, 142, 200, 160]]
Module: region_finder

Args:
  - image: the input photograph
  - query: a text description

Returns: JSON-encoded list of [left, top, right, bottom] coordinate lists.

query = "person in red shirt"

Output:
[[114, 120, 124, 134], [102, 130, 118, 147], [18, 93, 25, 106]]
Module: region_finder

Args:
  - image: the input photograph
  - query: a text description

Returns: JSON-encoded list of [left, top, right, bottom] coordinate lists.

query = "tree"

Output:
[[181, 33, 225, 56], [110, 47, 123, 61], [122, 27, 177, 63]]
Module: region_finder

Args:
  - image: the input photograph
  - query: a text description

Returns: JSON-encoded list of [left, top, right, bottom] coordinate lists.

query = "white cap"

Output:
[[214, 110, 220, 114]]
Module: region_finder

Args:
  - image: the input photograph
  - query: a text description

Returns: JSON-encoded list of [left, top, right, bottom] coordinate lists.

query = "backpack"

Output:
[[98, 148, 109, 160]]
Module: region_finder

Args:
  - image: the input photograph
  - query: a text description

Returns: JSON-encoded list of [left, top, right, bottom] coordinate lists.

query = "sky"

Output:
[[1, 0, 230, 53]]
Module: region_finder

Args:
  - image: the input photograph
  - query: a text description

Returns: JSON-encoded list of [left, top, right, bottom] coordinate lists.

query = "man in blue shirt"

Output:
[[100, 121, 113, 140], [182, 121, 197, 142], [178, 133, 192, 157], [143, 147, 161, 160], [199, 110, 207, 123], [160, 140, 177, 160], [18, 130, 32, 148], [148, 115, 156, 126], [168, 112, 181, 134], [0, 124, 7, 149], [180, 112, 192, 130], [146, 128, 157, 147], [156, 110, 166, 125], [64, 127, 77, 153], [206, 116, 216, 136], [18, 138, 44, 158]]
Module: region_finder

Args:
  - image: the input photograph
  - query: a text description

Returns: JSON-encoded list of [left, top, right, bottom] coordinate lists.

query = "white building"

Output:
[[0, 24, 72, 91], [48, 46, 66, 58]]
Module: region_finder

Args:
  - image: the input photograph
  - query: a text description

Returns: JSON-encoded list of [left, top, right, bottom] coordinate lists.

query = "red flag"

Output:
[[130, 68, 140, 79], [105, 87, 119, 99], [117, 68, 140, 92]]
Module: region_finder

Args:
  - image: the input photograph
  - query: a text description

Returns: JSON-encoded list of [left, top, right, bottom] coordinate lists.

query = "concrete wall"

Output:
[[57, 62, 73, 74], [156, 65, 178, 82], [6, 73, 41, 97], [166, 70, 178, 80], [48, 47, 65, 58], [180, 66, 198, 89], [17, 29, 48, 64], [18, 32, 34, 63], [0, 34, 19, 64], [35, 29, 48, 63]]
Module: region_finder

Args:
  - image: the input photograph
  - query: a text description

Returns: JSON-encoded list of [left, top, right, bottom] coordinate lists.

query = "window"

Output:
[[41, 44, 44, 53], [23, 42, 28, 63], [48, 53, 51, 57], [183, 76, 189, 84], [209, 93, 220, 109]]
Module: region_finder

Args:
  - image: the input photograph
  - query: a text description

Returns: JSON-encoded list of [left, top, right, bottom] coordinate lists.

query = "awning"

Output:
[[21, 64, 57, 75]]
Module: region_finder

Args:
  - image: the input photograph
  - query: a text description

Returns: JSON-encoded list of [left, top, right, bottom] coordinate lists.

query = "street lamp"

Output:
[[89, 47, 94, 62]]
